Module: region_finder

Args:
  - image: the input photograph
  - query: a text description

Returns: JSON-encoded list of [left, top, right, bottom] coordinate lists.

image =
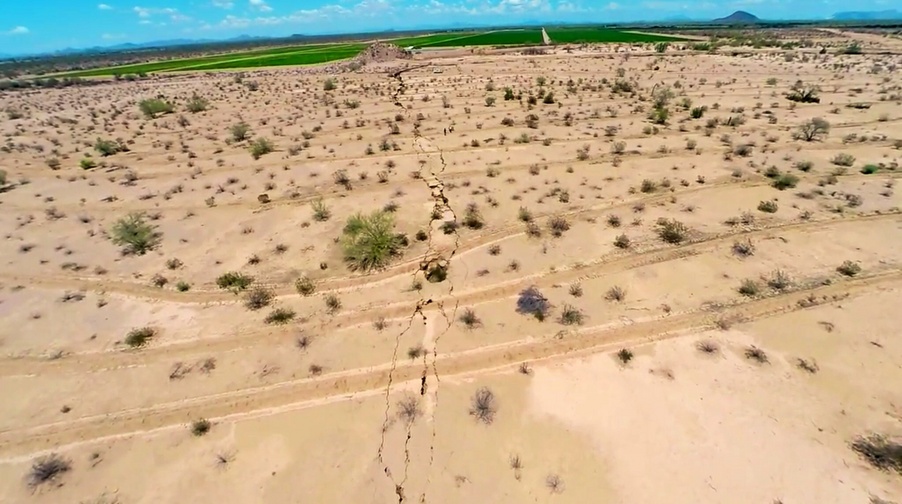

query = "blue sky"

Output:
[[1, 0, 899, 54]]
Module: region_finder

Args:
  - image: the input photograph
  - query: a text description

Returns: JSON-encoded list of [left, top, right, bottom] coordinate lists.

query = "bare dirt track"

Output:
[[1, 33, 901, 504]]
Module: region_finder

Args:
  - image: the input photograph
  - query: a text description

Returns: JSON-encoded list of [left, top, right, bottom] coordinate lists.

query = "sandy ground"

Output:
[[1, 32, 901, 503]]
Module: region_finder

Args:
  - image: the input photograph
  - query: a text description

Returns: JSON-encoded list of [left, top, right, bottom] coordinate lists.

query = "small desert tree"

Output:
[[796, 117, 830, 141], [138, 98, 174, 118], [341, 211, 405, 271], [111, 213, 160, 255], [786, 81, 820, 103]]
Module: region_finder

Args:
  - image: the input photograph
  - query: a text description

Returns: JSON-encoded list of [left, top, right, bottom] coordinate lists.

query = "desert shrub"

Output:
[[125, 327, 155, 347], [216, 272, 254, 292], [860, 164, 879, 175], [767, 270, 791, 290], [324, 294, 342, 313], [738, 279, 760, 297], [191, 419, 212, 436], [733, 143, 753, 157], [485, 96, 496, 107], [559, 304, 584, 325], [772, 173, 800, 190], [732, 239, 755, 257], [459, 308, 482, 329], [517, 286, 551, 321], [517, 206, 533, 222], [186, 94, 209, 113], [617, 348, 633, 364], [548, 216, 570, 237], [249, 137, 274, 160], [264, 307, 295, 324], [850, 434, 902, 473], [758, 200, 779, 213], [745, 345, 769, 363], [244, 286, 274, 310], [543, 92, 555, 104], [656, 219, 688, 244], [311, 198, 331, 221], [230, 121, 251, 142], [138, 98, 174, 118], [831, 153, 855, 167], [94, 137, 126, 156], [786, 80, 820, 103], [80, 157, 97, 170], [26, 453, 71, 488], [323, 78, 336, 91], [796, 117, 830, 141], [341, 211, 405, 271], [613, 234, 631, 249], [794, 160, 814, 172], [837, 260, 862, 277], [295, 276, 315, 296], [569, 284, 583, 297], [111, 213, 160, 255], [605, 285, 626, 301], [469, 387, 497, 424], [690, 106, 706, 119], [462, 203, 485, 229], [640, 179, 657, 193]]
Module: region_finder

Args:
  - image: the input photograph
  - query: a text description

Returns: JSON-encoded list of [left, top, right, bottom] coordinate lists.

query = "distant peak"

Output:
[[713, 10, 760, 23]]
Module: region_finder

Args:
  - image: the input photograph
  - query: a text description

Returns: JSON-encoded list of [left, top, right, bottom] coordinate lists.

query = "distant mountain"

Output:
[[832, 10, 902, 20], [713, 11, 760, 23]]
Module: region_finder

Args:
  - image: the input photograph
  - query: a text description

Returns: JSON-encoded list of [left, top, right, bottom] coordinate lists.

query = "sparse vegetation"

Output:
[[341, 211, 405, 271], [469, 387, 497, 424], [111, 213, 160, 255]]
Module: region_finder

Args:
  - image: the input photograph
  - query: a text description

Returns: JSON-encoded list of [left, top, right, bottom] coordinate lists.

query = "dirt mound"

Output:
[[352, 43, 412, 65]]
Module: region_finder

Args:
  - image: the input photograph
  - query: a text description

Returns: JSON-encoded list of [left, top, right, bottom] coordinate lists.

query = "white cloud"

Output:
[[133, 6, 177, 18], [249, 0, 273, 12], [98, 3, 113, 9], [6, 26, 29, 35], [212, 0, 234, 8], [102, 33, 125, 39]]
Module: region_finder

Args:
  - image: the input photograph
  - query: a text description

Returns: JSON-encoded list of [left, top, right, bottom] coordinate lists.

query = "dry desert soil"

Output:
[[1, 31, 902, 504]]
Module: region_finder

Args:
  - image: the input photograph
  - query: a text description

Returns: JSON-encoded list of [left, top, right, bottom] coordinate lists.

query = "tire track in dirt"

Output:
[[0, 269, 898, 456], [0, 210, 897, 377], [3, 172, 894, 302]]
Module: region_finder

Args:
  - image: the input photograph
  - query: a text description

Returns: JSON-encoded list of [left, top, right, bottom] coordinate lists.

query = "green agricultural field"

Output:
[[52, 43, 364, 77], [393, 28, 686, 49], [427, 29, 543, 47], [389, 32, 479, 47], [545, 28, 686, 43], [182, 45, 364, 71]]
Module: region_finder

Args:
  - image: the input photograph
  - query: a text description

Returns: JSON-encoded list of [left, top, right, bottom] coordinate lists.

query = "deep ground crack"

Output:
[[372, 62, 462, 503]]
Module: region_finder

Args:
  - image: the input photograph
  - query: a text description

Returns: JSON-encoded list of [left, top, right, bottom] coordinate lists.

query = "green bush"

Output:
[[111, 213, 160, 255], [216, 272, 254, 292], [185, 94, 210, 113], [860, 164, 879, 175], [125, 327, 155, 348], [80, 157, 97, 170], [264, 307, 296, 324], [249, 137, 274, 160], [341, 211, 405, 271], [94, 137, 126, 156], [656, 219, 688, 244], [230, 121, 251, 142], [138, 98, 174, 118], [772, 173, 799, 190]]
